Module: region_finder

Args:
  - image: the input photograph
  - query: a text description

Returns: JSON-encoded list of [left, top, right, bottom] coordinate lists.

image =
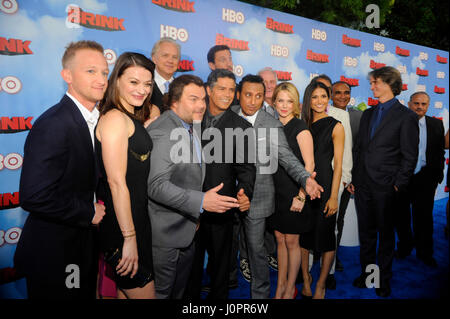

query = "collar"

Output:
[[65, 92, 99, 125], [154, 69, 173, 88], [239, 108, 260, 126], [377, 97, 397, 111], [418, 116, 426, 126]]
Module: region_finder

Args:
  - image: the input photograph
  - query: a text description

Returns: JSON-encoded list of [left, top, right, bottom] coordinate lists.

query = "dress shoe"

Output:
[[201, 284, 211, 293], [239, 258, 251, 282], [375, 286, 391, 298], [325, 274, 336, 290], [335, 257, 344, 272], [352, 273, 368, 288], [267, 255, 278, 271]]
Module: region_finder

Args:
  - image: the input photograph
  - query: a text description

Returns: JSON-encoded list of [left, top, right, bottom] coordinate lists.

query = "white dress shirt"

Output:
[[154, 69, 173, 94], [239, 109, 259, 126]]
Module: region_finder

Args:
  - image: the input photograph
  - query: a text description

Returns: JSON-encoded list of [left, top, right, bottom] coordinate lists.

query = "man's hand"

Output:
[[203, 183, 240, 213], [237, 188, 250, 212], [346, 183, 355, 195], [92, 202, 106, 225], [305, 172, 324, 200]]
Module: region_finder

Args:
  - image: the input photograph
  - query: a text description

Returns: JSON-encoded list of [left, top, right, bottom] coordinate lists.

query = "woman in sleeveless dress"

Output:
[[96, 52, 157, 299], [269, 82, 315, 299], [299, 81, 344, 299]]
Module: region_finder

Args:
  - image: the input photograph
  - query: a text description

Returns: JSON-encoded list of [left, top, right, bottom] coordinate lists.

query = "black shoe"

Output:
[[335, 257, 344, 272], [228, 281, 238, 289], [325, 274, 336, 290], [375, 286, 391, 298], [201, 284, 211, 293], [352, 273, 368, 288]]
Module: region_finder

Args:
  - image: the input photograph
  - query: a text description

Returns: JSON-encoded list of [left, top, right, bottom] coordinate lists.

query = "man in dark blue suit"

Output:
[[352, 66, 419, 297], [14, 40, 108, 299], [395, 92, 445, 267]]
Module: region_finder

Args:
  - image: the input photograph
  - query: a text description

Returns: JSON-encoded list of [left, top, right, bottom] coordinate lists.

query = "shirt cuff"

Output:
[[200, 193, 205, 213]]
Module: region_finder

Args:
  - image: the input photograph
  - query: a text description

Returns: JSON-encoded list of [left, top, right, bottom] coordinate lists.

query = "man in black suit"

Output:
[[352, 66, 419, 297], [150, 37, 180, 113], [14, 40, 107, 299], [395, 92, 445, 267], [185, 69, 256, 299]]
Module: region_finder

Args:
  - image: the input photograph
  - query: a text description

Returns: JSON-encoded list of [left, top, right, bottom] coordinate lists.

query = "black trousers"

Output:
[[185, 217, 233, 299], [395, 169, 437, 258], [354, 180, 396, 288]]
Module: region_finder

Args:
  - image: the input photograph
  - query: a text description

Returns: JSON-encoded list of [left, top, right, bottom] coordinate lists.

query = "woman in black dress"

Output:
[[299, 81, 344, 299], [96, 52, 157, 298], [270, 82, 315, 299]]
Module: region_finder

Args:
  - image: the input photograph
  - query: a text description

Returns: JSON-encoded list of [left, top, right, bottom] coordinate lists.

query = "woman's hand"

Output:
[[116, 236, 139, 278], [290, 196, 305, 213], [324, 197, 338, 218]]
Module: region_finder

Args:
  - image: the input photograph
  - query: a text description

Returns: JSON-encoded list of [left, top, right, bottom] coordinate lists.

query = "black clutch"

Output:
[[103, 248, 153, 288]]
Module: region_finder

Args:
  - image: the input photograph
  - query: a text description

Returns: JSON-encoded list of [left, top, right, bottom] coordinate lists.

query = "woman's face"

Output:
[[274, 90, 295, 120], [311, 87, 329, 114], [117, 66, 153, 111]]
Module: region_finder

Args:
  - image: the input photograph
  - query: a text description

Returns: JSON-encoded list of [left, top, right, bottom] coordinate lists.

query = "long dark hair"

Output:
[[99, 52, 155, 123], [301, 80, 330, 128]]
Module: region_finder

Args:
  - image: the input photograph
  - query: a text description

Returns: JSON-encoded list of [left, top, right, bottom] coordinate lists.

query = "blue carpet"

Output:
[[204, 197, 449, 299]]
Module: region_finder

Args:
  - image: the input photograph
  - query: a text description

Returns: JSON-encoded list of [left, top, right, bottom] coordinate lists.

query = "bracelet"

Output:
[[123, 233, 136, 239], [295, 195, 305, 202], [121, 229, 135, 234]]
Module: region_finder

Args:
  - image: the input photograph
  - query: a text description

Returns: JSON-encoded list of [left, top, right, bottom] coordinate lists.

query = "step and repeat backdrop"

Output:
[[0, 0, 448, 298]]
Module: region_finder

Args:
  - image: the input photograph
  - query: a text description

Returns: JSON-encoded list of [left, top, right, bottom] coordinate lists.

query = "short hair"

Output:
[[206, 69, 236, 89], [301, 81, 330, 128], [311, 74, 333, 87], [258, 67, 278, 79], [151, 37, 181, 59], [272, 82, 301, 118], [237, 74, 265, 95], [332, 81, 352, 93], [409, 91, 430, 102], [368, 66, 402, 96], [167, 74, 204, 108], [207, 45, 230, 64], [62, 40, 104, 68], [99, 52, 155, 123]]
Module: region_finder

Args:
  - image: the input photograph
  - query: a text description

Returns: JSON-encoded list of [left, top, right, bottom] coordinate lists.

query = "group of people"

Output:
[[14, 37, 448, 300]]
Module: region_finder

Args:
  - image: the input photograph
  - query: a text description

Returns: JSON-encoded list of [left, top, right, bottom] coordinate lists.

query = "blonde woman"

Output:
[[269, 82, 315, 299]]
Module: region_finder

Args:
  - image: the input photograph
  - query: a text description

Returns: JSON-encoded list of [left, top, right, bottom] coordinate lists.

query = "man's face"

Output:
[[172, 83, 206, 123], [209, 49, 233, 72], [408, 93, 430, 119], [62, 49, 109, 109], [238, 82, 265, 116], [370, 76, 393, 101], [331, 82, 351, 110], [259, 70, 277, 103], [152, 42, 180, 79], [207, 77, 236, 114]]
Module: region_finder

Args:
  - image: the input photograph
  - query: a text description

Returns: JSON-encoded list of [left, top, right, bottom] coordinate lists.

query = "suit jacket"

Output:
[[147, 110, 206, 248], [353, 100, 419, 192], [231, 105, 310, 218], [348, 107, 363, 167], [201, 108, 256, 222], [15, 94, 97, 284], [421, 115, 445, 185], [150, 84, 167, 113], [328, 105, 353, 186]]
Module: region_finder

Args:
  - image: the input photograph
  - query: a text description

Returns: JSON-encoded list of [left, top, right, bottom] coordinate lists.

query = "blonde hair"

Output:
[[62, 40, 104, 68], [272, 82, 300, 118]]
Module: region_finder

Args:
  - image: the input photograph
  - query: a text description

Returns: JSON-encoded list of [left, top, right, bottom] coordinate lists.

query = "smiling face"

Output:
[[152, 41, 180, 80], [210, 49, 233, 72], [370, 76, 394, 103], [117, 66, 153, 113], [207, 76, 236, 115], [311, 87, 329, 115], [172, 83, 206, 123], [274, 90, 295, 121], [238, 82, 265, 116], [62, 48, 109, 110], [331, 82, 351, 110]]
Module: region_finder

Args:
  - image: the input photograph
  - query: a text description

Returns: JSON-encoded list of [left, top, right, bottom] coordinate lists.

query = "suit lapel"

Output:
[[370, 102, 401, 141]]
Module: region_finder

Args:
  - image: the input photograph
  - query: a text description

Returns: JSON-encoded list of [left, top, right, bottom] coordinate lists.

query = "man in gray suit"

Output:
[[147, 74, 240, 299], [331, 81, 362, 272], [231, 74, 323, 298]]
